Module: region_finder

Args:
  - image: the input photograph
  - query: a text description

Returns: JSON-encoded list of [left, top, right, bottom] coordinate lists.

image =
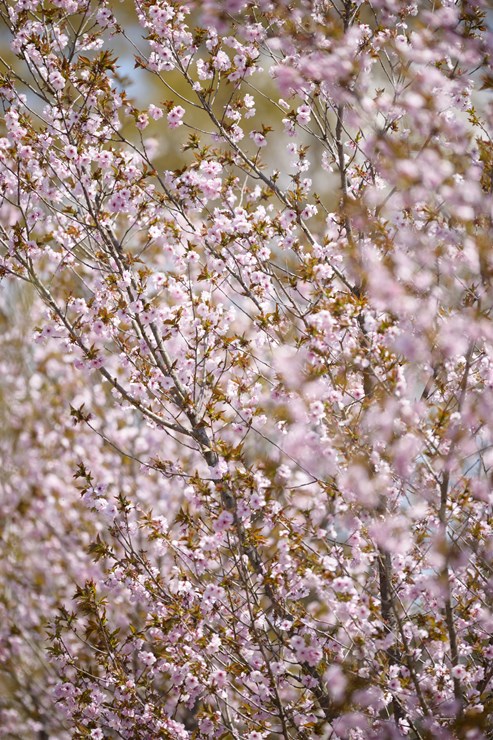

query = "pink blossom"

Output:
[[48, 71, 65, 91], [296, 104, 311, 125], [64, 145, 78, 159], [213, 510, 234, 532], [136, 113, 149, 130], [148, 104, 163, 120], [167, 106, 185, 128], [451, 665, 468, 681], [250, 131, 267, 147]]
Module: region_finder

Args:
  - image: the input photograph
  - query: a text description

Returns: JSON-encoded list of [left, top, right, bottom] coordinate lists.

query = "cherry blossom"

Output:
[[0, 0, 492, 738]]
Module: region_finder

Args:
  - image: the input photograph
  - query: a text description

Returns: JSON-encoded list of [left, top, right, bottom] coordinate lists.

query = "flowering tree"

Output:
[[0, 0, 493, 737]]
